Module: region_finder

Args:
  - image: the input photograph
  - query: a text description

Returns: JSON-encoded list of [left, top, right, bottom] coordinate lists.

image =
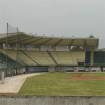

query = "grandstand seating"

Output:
[[0, 51, 16, 68], [0, 49, 16, 61], [0, 33, 99, 75], [0, 51, 18, 76], [25, 51, 55, 66], [0, 49, 85, 66], [0, 49, 37, 66], [18, 51, 37, 66], [51, 51, 85, 65]]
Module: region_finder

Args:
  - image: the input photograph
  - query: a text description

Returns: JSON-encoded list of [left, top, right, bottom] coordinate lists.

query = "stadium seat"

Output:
[[0, 49, 85, 66], [51, 51, 85, 66], [0, 49, 37, 66], [25, 51, 55, 66]]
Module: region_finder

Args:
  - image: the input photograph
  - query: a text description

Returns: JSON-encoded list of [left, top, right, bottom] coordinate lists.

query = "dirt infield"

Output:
[[69, 73, 105, 80]]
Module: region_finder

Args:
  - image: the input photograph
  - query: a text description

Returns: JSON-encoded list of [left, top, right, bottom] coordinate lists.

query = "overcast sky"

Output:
[[0, 0, 105, 48]]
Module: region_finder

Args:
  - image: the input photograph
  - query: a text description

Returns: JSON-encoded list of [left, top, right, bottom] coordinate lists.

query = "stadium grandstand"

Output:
[[0, 32, 102, 76]]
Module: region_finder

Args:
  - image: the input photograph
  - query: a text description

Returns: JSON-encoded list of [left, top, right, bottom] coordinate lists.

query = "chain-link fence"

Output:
[[0, 23, 25, 77]]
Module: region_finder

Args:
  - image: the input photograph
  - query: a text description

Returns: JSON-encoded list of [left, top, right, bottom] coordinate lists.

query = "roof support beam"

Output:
[[68, 39, 74, 50], [83, 39, 87, 50], [7, 37, 33, 44], [21, 50, 40, 66], [32, 39, 50, 45], [53, 39, 63, 46], [24, 38, 42, 45], [47, 51, 58, 65], [37, 38, 53, 46], [0, 34, 99, 48]]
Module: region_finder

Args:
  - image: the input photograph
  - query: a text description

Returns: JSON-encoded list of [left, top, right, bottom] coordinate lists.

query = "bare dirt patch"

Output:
[[0, 93, 16, 96], [69, 73, 105, 80]]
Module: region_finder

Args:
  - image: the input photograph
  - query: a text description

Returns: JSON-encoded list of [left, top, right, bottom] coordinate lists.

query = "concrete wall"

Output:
[[0, 96, 105, 105], [48, 66, 55, 72]]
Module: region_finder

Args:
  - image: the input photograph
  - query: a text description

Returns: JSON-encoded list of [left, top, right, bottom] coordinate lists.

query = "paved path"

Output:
[[0, 73, 42, 94]]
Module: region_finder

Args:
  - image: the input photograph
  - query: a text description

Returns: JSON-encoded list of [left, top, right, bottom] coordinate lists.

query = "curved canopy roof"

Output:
[[0, 32, 99, 48]]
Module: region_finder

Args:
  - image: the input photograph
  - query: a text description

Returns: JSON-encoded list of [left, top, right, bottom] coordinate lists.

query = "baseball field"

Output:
[[19, 72, 105, 96]]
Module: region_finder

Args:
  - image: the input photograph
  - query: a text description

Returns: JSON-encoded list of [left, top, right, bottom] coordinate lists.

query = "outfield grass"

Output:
[[18, 72, 105, 96]]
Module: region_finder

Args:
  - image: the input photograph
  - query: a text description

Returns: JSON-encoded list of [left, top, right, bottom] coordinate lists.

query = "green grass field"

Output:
[[19, 72, 105, 96]]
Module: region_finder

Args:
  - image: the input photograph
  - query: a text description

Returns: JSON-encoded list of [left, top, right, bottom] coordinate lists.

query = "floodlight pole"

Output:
[[5, 22, 8, 76], [16, 27, 19, 75]]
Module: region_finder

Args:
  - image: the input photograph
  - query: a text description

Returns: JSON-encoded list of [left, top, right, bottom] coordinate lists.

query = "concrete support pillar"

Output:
[[0, 71, 5, 84], [48, 66, 55, 72], [90, 49, 94, 66], [51, 46, 56, 51], [75, 67, 79, 72]]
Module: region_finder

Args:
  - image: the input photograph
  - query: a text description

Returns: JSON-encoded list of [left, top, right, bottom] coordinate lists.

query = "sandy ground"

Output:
[[0, 73, 43, 94]]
